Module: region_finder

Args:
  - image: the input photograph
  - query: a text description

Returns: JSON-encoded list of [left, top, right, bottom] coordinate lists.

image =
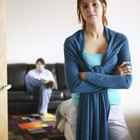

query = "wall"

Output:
[[6, 0, 80, 63], [107, 1, 140, 139], [6, 0, 140, 139]]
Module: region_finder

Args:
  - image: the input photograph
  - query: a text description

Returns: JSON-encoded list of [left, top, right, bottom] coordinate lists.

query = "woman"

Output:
[[56, 0, 133, 140]]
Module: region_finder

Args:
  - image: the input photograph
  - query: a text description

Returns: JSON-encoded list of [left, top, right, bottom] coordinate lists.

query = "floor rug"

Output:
[[8, 113, 66, 140]]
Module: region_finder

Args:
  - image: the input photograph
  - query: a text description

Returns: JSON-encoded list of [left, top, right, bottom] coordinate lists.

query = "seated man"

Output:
[[25, 58, 56, 115]]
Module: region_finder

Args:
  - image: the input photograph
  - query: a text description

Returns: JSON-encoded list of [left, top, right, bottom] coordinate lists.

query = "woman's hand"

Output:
[[115, 62, 133, 75], [80, 62, 132, 80], [80, 72, 87, 80]]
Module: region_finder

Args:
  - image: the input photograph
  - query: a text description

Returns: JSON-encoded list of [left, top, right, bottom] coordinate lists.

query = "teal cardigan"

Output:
[[64, 27, 132, 140]]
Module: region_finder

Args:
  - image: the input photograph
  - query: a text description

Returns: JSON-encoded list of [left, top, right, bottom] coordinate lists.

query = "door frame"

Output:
[[0, 0, 8, 139]]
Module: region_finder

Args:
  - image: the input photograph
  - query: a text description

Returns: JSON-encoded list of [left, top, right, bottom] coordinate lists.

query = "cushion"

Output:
[[8, 64, 28, 91], [55, 63, 67, 90]]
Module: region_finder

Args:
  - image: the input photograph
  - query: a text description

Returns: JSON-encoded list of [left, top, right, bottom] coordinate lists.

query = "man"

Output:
[[25, 58, 56, 115]]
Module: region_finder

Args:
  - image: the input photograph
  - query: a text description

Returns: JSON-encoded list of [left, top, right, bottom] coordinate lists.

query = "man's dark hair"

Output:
[[36, 58, 45, 65]]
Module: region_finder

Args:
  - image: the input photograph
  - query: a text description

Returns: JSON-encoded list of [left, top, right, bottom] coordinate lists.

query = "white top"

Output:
[[28, 68, 57, 89]]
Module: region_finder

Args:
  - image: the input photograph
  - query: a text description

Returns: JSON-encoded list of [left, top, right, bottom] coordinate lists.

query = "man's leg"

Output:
[[25, 75, 42, 94], [38, 85, 52, 114]]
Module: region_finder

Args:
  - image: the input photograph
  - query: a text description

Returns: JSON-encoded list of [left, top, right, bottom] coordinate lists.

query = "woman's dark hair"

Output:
[[36, 58, 45, 65], [77, 0, 108, 29]]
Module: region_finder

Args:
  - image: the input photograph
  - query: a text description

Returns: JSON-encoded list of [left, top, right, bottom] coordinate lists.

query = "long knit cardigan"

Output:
[[64, 27, 132, 140]]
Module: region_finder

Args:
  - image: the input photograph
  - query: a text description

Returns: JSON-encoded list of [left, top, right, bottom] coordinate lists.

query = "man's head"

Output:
[[35, 58, 45, 72]]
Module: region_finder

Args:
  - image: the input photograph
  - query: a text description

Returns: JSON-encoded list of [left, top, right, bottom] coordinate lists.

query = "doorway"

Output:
[[0, 0, 8, 139]]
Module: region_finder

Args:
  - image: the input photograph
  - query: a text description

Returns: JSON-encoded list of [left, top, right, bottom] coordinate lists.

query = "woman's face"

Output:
[[80, 0, 104, 25]]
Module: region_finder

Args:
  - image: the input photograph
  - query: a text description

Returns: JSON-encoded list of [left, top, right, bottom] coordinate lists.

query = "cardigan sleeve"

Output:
[[64, 39, 104, 93], [85, 36, 132, 89]]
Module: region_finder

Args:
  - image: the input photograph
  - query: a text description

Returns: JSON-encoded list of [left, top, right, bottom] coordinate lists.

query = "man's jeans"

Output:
[[25, 75, 52, 114]]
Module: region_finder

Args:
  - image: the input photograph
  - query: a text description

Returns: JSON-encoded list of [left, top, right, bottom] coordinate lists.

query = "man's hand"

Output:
[[115, 62, 133, 75], [45, 81, 53, 88], [80, 72, 87, 80]]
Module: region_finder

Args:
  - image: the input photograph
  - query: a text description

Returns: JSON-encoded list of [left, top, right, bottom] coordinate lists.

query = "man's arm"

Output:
[[43, 70, 57, 89]]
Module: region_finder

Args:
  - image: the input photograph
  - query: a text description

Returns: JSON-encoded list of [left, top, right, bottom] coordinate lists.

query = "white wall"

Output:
[[107, 1, 140, 139], [6, 0, 80, 63], [6, 0, 140, 139]]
